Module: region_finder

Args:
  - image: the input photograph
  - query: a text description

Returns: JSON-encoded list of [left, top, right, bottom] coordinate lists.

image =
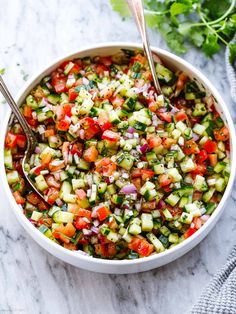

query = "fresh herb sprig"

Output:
[[110, 0, 236, 64]]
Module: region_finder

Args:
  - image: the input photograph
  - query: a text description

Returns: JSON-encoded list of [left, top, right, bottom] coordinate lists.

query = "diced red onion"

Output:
[[114, 208, 121, 216], [135, 202, 142, 211], [93, 219, 100, 227], [201, 215, 210, 222], [127, 127, 135, 134], [34, 146, 41, 154], [82, 77, 89, 86], [91, 226, 99, 234], [120, 184, 137, 194], [158, 107, 167, 113], [124, 132, 134, 139], [79, 129, 85, 140], [55, 198, 63, 206], [157, 200, 166, 209], [38, 125, 46, 135], [140, 143, 150, 154], [82, 229, 92, 236], [192, 133, 200, 141], [170, 107, 179, 114]]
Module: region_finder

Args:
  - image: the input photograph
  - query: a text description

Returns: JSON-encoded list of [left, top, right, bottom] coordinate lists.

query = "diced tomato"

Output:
[[175, 110, 188, 122], [162, 137, 176, 149], [214, 127, 229, 142], [208, 153, 218, 167], [44, 128, 55, 138], [68, 87, 78, 101], [51, 73, 67, 94], [162, 185, 172, 193], [190, 163, 207, 179], [63, 103, 74, 117], [95, 243, 117, 257], [99, 56, 112, 66], [158, 111, 172, 123], [184, 140, 200, 155], [147, 134, 162, 148], [96, 206, 111, 221], [132, 178, 142, 190], [74, 217, 90, 230], [67, 204, 80, 214], [26, 118, 38, 128], [71, 143, 83, 157], [13, 191, 25, 204], [192, 191, 203, 201], [23, 105, 32, 118], [5, 132, 17, 148], [202, 139, 217, 153], [63, 222, 76, 238], [131, 168, 142, 178], [38, 200, 49, 211], [45, 175, 60, 188], [141, 169, 155, 180], [102, 130, 120, 142], [95, 158, 116, 176], [46, 187, 60, 205], [196, 150, 208, 163], [69, 63, 81, 75], [98, 111, 112, 132], [26, 192, 42, 205], [159, 174, 172, 187], [96, 64, 108, 75], [57, 119, 70, 132], [41, 154, 52, 168], [148, 101, 158, 112], [192, 217, 203, 230], [16, 135, 27, 149], [33, 166, 43, 176], [128, 236, 154, 257], [225, 140, 230, 151], [184, 227, 197, 239], [52, 224, 71, 244], [83, 146, 98, 162], [80, 117, 100, 140], [76, 189, 87, 200], [110, 95, 124, 108], [63, 243, 77, 250], [168, 207, 182, 217], [130, 54, 146, 66], [141, 200, 156, 212], [77, 208, 92, 220], [48, 160, 65, 172]]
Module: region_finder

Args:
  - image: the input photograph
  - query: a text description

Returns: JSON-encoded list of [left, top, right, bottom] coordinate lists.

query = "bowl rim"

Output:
[[1, 41, 235, 267]]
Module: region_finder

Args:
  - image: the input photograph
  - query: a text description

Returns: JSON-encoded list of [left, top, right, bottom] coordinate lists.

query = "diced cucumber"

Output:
[[48, 205, 61, 217], [72, 178, 86, 190], [185, 203, 201, 217], [107, 231, 119, 243], [193, 123, 206, 135], [179, 196, 189, 208], [146, 151, 157, 164], [140, 181, 155, 195], [31, 211, 43, 222], [123, 98, 136, 111], [203, 187, 215, 203], [109, 110, 121, 125], [179, 212, 193, 224], [26, 95, 38, 109], [160, 225, 171, 237], [98, 182, 107, 194], [144, 189, 157, 201], [169, 233, 179, 244], [79, 99, 94, 115], [176, 121, 187, 133], [111, 194, 123, 205], [162, 208, 173, 221], [165, 193, 180, 206], [129, 223, 142, 235], [192, 103, 207, 116], [180, 158, 196, 173], [153, 163, 165, 174], [35, 174, 48, 191], [214, 162, 226, 173], [116, 153, 134, 171], [141, 213, 153, 232], [6, 170, 19, 185], [4, 149, 13, 169], [77, 158, 90, 170], [194, 175, 208, 192], [156, 63, 174, 84], [53, 211, 74, 223], [63, 194, 77, 203], [38, 225, 52, 238], [205, 202, 217, 214], [215, 177, 226, 192], [166, 168, 182, 182], [89, 184, 97, 205], [147, 233, 165, 253]]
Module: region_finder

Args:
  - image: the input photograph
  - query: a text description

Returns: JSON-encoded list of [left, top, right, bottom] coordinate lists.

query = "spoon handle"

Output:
[[127, 0, 162, 94], [0, 75, 37, 149]]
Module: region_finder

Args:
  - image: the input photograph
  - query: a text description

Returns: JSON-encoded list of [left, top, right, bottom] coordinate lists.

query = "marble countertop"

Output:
[[0, 1, 236, 313]]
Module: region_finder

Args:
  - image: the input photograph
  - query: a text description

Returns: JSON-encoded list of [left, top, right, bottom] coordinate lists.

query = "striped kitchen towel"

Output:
[[190, 246, 236, 314]]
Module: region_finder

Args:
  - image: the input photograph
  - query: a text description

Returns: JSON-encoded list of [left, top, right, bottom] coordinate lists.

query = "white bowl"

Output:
[[1, 42, 235, 274]]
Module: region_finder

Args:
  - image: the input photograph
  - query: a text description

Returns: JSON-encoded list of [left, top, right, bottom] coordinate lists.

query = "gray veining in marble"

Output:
[[0, 1, 236, 313]]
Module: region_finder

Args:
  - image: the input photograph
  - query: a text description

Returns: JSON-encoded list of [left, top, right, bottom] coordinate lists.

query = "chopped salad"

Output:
[[4, 50, 230, 259]]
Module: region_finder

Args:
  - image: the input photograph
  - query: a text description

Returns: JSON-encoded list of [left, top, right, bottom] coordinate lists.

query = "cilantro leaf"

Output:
[[0, 68, 5, 75], [202, 33, 221, 57], [170, 2, 191, 17], [229, 41, 236, 64], [110, 0, 130, 17]]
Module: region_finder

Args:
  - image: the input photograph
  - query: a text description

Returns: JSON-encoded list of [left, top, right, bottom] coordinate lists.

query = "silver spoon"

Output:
[[0, 75, 47, 201], [127, 0, 162, 94]]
